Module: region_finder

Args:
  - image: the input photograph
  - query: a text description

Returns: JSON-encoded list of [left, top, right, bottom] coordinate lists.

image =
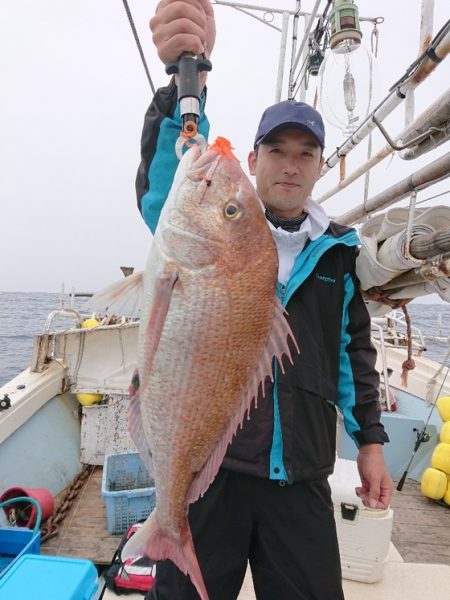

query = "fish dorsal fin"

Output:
[[187, 298, 298, 504]]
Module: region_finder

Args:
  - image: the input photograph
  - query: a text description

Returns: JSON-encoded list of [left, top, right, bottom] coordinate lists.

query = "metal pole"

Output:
[[288, 0, 301, 97], [336, 152, 450, 226], [317, 88, 450, 204], [276, 12, 290, 102], [299, 19, 311, 103], [420, 0, 435, 50], [381, 253, 450, 290], [321, 26, 450, 176], [400, 88, 450, 159], [212, 0, 298, 16], [404, 1, 435, 127], [291, 0, 322, 74]]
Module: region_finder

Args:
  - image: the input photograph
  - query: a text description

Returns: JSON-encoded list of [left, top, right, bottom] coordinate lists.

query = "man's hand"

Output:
[[150, 0, 216, 64], [356, 444, 393, 509]]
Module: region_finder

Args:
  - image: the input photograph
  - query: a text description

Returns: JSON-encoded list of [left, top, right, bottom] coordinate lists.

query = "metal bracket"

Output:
[[372, 115, 443, 151]]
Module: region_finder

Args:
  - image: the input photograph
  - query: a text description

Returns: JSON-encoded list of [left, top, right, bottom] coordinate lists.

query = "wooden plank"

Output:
[[391, 479, 450, 566], [41, 466, 121, 564]]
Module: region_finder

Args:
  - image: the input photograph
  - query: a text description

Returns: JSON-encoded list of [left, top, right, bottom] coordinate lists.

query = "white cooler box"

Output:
[[328, 458, 393, 583]]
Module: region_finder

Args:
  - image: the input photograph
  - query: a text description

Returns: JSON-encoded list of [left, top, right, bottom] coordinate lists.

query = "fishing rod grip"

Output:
[[397, 470, 407, 491], [166, 54, 212, 137]]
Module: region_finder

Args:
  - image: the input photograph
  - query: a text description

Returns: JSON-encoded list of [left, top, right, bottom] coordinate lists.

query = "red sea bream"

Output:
[[107, 138, 297, 600]]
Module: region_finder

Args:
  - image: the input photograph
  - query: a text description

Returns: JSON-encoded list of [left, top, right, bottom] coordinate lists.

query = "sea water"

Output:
[[0, 292, 450, 388], [0, 292, 86, 387]]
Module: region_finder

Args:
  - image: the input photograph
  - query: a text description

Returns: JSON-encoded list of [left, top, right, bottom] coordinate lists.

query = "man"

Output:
[[136, 1, 393, 598]]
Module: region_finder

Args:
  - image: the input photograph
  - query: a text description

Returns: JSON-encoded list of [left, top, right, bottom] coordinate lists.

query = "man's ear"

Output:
[[248, 150, 257, 176], [318, 154, 324, 175]]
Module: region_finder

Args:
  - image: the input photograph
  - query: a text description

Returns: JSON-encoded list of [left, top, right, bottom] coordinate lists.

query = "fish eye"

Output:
[[224, 203, 240, 219]]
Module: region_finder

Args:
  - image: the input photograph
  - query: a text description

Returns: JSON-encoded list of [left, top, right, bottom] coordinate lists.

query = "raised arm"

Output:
[[137, 0, 216, 233]]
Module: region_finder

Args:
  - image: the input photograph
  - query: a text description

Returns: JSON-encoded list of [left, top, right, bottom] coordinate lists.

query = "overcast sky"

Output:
[[1, 1, 449, 294]]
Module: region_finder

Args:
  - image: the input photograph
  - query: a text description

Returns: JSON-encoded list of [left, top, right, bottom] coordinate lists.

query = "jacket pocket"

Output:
[[288, 358, 339, 402], [288, 386, 338, 477]]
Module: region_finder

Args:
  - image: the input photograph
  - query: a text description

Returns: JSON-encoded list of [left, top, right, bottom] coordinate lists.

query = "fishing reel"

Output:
[[413, 427, 431, 445]]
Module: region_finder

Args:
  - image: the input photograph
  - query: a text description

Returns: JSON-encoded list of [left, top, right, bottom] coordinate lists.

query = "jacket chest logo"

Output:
[[316, 273, 336, 284]]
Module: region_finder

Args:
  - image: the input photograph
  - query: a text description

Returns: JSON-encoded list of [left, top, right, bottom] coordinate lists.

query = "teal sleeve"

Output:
[[137, 83, 210, 234]]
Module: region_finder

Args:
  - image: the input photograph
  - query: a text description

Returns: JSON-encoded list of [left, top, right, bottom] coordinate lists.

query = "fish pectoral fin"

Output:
[[128, 268, 178, 479], [141, 268, 179, 384], [128, 387, 154, 479], [83, 271, 144, 317], [186, 298, 298, 505]]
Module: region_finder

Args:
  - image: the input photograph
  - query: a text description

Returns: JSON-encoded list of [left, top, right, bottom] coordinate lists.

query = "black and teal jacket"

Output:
[[136, 81, 389, 484]]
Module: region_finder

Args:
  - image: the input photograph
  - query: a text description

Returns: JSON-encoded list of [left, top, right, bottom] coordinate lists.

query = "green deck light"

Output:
[[329, 0, 362, 53]]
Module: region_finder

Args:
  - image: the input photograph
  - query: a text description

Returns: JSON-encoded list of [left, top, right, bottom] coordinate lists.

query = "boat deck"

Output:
[[390, 478, 450, 565], [41, 469, 450, 569], [41, 467, 121, 565]]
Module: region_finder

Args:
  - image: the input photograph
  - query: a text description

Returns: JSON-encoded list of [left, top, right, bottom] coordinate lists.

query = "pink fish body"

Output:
[[121, 138, 297, 599]]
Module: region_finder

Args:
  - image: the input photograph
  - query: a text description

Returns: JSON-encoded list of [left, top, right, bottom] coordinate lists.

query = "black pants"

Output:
[[146, 469, 344, 600]]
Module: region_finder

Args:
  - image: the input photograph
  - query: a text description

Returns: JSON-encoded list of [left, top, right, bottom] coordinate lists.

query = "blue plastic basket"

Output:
[[102, 452, 156, 534], [0, 497, 42, 578]]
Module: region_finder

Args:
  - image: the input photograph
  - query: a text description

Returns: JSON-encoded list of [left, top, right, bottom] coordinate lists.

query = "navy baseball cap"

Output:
[[254, 100, 325, 150]]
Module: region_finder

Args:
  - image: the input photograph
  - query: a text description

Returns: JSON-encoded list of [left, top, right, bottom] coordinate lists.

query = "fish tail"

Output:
[[121, 511, 209, 600]]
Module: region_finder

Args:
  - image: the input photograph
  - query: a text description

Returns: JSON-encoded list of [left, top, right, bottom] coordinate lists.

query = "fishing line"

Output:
[[415, 189, 450, 206], [122, 0, 156, 94]]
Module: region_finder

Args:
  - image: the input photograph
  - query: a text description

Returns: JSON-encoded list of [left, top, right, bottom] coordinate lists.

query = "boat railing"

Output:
[[372, 312, 450, 407], [370, 319, 393, 411], [372, 311, 427, 354], [43, 309, 82, 333]]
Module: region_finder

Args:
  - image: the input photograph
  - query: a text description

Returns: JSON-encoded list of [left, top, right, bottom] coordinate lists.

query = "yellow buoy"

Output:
[[440, 421, 450, 444], [77, 319, 101, 405], [421, 467, 447, 500], [431, 443, 450, 474], [437, 396, 450, 423], [81, 318, 100, 329], [76, 392, 103, 406], [444, 484, 450, 506]]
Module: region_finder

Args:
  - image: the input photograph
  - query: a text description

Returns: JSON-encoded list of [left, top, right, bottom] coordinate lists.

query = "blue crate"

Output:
[[0, 528, 41, 577], [102, 452, 156, 534], [0, 554, 98, 600], [0, 496, 42, 578]]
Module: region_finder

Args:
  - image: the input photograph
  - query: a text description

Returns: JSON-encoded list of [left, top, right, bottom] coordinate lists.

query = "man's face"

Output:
[[248, 128, 324, 219]]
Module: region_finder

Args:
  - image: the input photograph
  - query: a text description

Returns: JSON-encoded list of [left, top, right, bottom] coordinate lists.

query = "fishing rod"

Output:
[[397, 362, 450, 491]]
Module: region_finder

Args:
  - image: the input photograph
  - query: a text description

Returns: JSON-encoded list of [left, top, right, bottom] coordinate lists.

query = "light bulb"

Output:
[[318, 41, 375, 136]]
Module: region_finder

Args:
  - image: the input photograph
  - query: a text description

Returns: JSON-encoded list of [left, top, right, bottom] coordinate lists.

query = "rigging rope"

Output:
[[122, 0, 156, 94], [362, 22, 378, 215]]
